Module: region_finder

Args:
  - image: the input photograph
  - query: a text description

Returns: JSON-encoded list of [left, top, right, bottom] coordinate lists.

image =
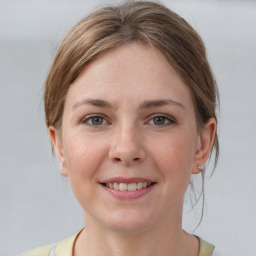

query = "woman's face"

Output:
[[51, 43, 214, 233]]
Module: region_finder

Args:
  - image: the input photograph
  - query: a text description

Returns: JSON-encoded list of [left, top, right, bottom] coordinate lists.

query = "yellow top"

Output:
[[19, 230, 215, 256], [197, 237, 215, 256], [19, 232, 78, 256]]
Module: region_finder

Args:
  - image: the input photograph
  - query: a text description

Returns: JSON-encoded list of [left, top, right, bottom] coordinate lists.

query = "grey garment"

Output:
[[49, 246, 57, 256]]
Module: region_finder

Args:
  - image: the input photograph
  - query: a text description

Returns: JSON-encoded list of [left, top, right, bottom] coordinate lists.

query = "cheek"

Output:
[[64, 131, 101, 168], [151, 129, 197, 184], [63, 133, 107, 193]]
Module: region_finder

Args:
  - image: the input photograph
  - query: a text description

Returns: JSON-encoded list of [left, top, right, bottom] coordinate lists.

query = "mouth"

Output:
[[100, 181, 156, 191], [99, 177, 157, 200]]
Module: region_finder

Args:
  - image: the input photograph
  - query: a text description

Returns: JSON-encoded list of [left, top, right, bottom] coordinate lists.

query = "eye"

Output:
[[81, 115, 108, 126], [148, 114, 175, 127]]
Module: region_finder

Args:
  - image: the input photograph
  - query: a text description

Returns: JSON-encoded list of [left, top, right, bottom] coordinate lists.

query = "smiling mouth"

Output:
[[101, 182, 156, 191]]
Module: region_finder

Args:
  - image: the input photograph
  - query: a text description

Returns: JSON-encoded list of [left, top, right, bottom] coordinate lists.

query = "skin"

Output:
[[49, 42, 216, 256]]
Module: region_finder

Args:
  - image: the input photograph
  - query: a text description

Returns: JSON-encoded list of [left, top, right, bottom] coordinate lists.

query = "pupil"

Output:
[[154, 117, 165, 125], [92, 117, 103, 125]]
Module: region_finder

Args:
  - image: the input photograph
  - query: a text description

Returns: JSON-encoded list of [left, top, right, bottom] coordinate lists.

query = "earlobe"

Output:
[[193, 117, 217, 174], [192, 165, 203, 175], [48, 126, 68, 177]]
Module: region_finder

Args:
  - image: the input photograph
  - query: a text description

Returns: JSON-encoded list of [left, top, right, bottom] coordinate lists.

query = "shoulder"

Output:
[[19, 243, 56, 256], [196, 236, 215, 256], [18, 229, 83, 256], [197, 237, 221, 256]]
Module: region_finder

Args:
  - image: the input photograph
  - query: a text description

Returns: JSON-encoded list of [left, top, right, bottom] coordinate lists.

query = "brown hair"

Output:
[[44, 0, 219, 212]]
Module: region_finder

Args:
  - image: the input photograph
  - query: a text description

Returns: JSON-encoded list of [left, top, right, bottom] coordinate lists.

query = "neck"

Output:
[[74, 203, 199, 256]]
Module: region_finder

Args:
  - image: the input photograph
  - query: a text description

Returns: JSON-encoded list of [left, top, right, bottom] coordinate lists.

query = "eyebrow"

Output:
[[73, 98, 185, 110], [139, 99, 185, 109], [73, 99, 113, 109]]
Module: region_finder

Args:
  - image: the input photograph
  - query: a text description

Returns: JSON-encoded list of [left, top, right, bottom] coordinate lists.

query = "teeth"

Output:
[[113, 183, 119, 190], [119, 183, 128, 191], [128, 183, 136, 191], [105, 182, 152, 191], [137, 182, 143, 190]]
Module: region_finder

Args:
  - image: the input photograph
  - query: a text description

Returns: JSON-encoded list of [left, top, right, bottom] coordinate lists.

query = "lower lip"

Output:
[[101, 184, 156, 200]]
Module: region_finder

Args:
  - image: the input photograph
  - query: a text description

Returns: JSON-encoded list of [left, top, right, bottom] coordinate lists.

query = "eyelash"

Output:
[[148, 114, 176, 127], [80, 114, 108, 127], [80, 114, 176, 127]]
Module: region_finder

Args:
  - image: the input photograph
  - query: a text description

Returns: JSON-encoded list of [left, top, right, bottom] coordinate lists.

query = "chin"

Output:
[[103, 210, 154, 234]]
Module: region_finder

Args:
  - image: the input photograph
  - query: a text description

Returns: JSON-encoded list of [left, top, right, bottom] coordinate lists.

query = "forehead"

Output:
[[79, 43, 173, 85], [65, 42, 193, 110]]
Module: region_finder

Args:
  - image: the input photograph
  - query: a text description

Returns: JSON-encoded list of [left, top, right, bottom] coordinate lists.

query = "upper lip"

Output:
[[100, 177, 155, 184]]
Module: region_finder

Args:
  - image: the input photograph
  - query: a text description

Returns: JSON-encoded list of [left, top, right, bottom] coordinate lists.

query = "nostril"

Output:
[[113, 157, 140, 164]]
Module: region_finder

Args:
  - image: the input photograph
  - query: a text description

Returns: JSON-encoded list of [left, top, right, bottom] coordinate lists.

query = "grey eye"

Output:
[[153, 116, 166, 125], [81, 114, 109, 127], [148, 114, 175, 127], [91, 116, 104, 125]]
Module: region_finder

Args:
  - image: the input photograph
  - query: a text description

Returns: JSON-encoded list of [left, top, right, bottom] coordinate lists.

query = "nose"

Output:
[[109, 125, 146, 166]]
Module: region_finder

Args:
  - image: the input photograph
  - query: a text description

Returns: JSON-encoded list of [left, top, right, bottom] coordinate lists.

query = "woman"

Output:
[[21, 1, 219, 255]]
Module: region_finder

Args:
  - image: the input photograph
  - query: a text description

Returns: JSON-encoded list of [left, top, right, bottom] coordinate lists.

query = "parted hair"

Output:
[[44, 1, 219, 171]]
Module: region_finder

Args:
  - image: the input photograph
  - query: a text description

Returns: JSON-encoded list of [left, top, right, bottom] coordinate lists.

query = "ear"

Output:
[[48, 126, 68, 177], [192, 117, 217, 174]]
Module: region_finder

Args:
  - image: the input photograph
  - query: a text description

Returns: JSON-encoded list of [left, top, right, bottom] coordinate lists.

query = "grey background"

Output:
[[1, 0, 256, 255]]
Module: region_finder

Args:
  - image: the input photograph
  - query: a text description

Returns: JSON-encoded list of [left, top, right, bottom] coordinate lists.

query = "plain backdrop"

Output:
[[1, 0, 256, 255]]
